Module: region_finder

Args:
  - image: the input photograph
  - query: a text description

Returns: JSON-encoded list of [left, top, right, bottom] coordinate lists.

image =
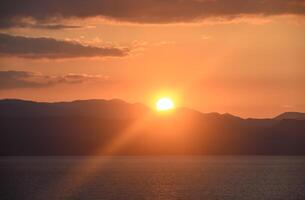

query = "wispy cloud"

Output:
[[0, 17, 83, 30], [0, 33, 129, 59], [0, 70, 109, 89]]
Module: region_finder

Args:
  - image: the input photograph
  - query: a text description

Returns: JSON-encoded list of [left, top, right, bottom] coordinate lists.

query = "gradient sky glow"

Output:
[[0, 0, 305, 118]]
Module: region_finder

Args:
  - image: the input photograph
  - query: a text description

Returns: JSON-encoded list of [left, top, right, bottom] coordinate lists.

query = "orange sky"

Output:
[[0, 1, 305, 118]]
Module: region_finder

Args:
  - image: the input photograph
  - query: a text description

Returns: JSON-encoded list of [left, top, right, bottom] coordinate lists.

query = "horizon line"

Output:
[[1, 98, 304, 120]]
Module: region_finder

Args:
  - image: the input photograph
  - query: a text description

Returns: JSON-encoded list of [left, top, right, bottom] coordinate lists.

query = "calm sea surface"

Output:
[[1, 156, 305, 200]]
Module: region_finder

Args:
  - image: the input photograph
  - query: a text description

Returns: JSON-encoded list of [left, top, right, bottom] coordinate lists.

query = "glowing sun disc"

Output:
[[156, 97, 175, 111]]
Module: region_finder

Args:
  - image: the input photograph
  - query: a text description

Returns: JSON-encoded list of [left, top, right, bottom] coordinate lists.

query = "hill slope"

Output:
[[274, 112, 305, 120], [0, 99, 304, 155]]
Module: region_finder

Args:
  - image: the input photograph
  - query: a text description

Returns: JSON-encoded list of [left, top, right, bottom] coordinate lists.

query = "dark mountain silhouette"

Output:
[[274, 112, 305, 120], [0, 99, 148, 119], [0, 99, 304, 155]]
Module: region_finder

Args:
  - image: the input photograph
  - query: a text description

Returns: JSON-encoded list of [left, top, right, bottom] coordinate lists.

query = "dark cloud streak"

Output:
[[0, 18, 83, 29], [0, 70, 108, 89], [0, 0, 304, 27], [0, 33, 128, 59]]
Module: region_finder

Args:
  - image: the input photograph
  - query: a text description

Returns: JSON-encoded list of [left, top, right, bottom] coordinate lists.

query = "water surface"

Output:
[[1, 156, 305, 200]]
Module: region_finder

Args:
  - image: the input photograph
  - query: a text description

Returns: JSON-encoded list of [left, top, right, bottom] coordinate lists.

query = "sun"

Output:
[[156, 97, 175, 111]]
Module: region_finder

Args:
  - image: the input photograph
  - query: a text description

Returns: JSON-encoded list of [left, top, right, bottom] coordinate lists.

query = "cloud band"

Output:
[[0, 33, 128, 59]]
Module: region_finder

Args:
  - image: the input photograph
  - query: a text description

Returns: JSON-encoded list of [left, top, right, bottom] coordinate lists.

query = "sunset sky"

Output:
[[0, 0, 305, 118]]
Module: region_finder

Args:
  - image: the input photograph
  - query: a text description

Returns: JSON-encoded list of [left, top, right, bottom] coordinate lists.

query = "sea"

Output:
[[1, 156, 305, 200]]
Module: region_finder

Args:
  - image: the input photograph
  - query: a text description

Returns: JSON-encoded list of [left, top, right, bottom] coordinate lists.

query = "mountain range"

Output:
[[1, 99, 305, 155]]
